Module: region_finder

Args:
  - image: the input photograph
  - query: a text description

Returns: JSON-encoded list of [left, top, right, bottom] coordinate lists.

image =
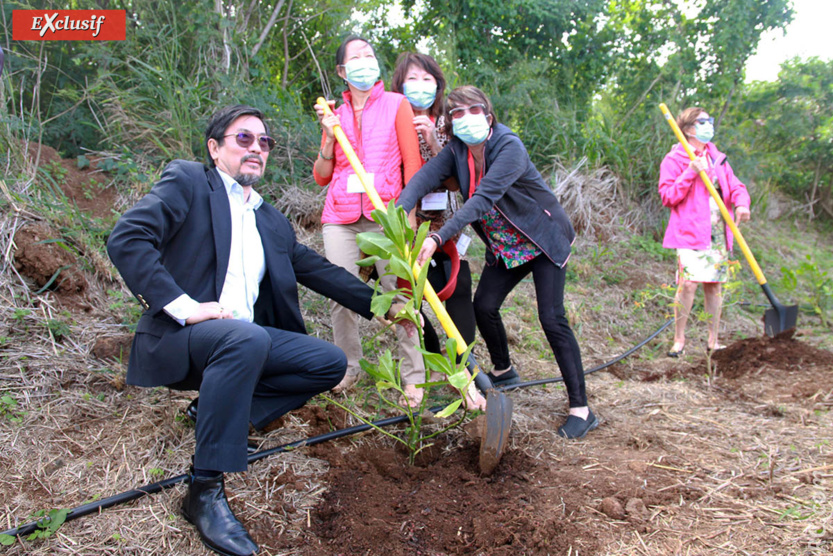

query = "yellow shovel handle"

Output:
[[658, 103, 766, 286], [316, 98, 469, 355]]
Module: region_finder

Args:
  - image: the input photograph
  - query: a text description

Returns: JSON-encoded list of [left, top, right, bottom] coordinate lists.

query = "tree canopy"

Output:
[[6, 0, 827, 219]]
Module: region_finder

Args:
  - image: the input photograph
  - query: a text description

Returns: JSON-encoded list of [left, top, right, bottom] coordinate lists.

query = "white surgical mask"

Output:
[[452, 113, 490, 145], [402, 81, 437, 110], [343, 58, 380, 91], [694, 121, 714, 143]]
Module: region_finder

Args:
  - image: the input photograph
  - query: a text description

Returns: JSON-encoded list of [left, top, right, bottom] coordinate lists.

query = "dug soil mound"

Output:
[[13, 221, 89, 297], [639, 330, 833, 410], [249, 423, 698, 556], [709, 329, 833, 379]]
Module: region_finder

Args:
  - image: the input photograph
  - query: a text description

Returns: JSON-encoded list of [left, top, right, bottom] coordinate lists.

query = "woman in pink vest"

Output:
[[658, 107, 751, 357], [313, 35, 425, 395]]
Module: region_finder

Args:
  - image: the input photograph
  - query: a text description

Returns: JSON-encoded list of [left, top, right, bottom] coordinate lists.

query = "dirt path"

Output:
[[2, 328, 831, 555], [1, 147, 831, 554]]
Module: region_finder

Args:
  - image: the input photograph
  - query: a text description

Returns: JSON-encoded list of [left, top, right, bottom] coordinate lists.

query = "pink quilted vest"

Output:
[[321, 81, 406, 224]]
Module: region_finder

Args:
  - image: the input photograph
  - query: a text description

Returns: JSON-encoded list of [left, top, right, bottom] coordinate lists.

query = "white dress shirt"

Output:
[[164, 169, 266, 324]]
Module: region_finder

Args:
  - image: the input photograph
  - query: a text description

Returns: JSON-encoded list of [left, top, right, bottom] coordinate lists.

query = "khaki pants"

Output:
[[323, 218, 425, 385]]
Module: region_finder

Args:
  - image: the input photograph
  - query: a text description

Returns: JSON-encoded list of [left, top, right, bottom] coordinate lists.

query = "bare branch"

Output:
[[252, 0, 287, 58], [216, 0, 231, 72], [241, 0, 259, 32], [281, 0, 293, 89]]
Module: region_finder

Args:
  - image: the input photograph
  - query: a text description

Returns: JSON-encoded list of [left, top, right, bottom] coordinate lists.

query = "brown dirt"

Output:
[[271, 436, 686, 556], [13, 221, 88, 297], [638, 329, 833, 411], [3, 149, 833, 555], [13, 143, 118, 308], [26, 142, 118, 221]]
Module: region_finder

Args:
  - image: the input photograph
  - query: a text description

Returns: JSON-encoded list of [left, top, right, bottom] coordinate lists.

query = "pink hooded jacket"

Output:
[[659, 142, 750, 251]]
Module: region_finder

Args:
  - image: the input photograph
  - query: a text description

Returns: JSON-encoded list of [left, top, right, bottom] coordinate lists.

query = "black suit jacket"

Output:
[[107, 160, 374, 387]]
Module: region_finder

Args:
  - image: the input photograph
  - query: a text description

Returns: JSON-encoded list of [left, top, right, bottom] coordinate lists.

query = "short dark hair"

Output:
[[443, 86, 498, 136], [335, 35, 375, 67], [676, 106, 706, 136], [391, 52, 446, 119], [204, 105, 268, 168]]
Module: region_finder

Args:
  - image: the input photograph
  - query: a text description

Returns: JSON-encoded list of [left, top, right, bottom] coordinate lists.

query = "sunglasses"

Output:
[[223, 132, 276, 152], [448, 104, 487, 120], [695, 117, 714, 125]]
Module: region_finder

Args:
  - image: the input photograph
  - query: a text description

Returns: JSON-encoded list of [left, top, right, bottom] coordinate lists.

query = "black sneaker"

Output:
[[557, 410, 599, 439], [487, 366, 521, 387]]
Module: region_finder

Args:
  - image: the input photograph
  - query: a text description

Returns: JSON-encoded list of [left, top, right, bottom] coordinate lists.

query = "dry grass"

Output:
[[1, 157, 832, 555], [551, 157, 643, 241]]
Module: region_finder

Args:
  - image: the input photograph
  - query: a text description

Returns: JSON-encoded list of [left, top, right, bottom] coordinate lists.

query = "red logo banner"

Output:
[[13, 10, 126, 41]]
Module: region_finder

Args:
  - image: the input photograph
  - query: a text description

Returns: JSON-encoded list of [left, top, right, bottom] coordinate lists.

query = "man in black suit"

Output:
[[108, 105, 408, 556]]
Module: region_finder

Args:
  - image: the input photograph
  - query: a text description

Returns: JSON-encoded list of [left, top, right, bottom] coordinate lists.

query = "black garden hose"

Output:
[[1, 318, 674, 539]]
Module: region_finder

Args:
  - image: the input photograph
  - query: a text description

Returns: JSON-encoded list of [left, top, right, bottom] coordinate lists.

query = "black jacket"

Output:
[[397, 124, 575, 267], [107, 160, 373, 387]]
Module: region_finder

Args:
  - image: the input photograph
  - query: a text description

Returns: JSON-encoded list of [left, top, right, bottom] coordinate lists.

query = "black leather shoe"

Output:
[[184, 399, 258, 455], [185, 398, 199, 422], [182, 474, 258, 556], [487, 366, 521, 387]]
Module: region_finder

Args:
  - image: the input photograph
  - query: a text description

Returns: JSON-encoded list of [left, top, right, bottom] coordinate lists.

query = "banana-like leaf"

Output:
[[370, 290, 397, 318], [388, 255, 414, 281], [435, 399, 463, 418], [356, 255, 381, 267], [447, 370, 471, 391], [412, 222, 431, 267], [356, 232, 395, 258]]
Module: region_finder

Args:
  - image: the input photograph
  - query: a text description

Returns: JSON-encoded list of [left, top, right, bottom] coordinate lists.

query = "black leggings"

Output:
[[422, 257, 476, 357], [473, 254, 587, 408]]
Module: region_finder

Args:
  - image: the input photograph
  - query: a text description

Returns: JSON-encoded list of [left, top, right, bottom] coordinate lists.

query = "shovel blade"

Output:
[[479, 390, 513, 476], [764, 303, 798, 337]]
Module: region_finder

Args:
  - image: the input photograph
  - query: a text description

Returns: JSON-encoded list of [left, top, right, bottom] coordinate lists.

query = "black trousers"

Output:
[[181, 320, 346, 472], [422, 257, 477, 356], [473, 254, 587, 408]]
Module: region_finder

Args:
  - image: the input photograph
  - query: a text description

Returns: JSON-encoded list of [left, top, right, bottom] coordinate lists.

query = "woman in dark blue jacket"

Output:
[[397, 86, 596, 439]]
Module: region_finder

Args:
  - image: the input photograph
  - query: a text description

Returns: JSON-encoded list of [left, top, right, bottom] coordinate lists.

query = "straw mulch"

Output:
[[1, 158, 831, 554]]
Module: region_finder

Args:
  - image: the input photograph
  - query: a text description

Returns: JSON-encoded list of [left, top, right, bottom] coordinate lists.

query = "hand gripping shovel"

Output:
[[659, 104, 798, 336], [316, 98, 512, 473]]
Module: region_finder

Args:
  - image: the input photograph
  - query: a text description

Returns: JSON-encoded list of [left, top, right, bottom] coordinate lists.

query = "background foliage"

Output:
[[3, 0, 830, 224]]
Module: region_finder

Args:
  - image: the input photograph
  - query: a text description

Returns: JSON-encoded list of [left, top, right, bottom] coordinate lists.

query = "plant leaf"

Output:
[[370, 290, 398, 318], [435, 399, 463, 418], [412, 222, 431, 267], [356, 255, 381, 267], [388, 255, 414, 281], [447, 370, 471, 391], [356, 232, 395, 258]]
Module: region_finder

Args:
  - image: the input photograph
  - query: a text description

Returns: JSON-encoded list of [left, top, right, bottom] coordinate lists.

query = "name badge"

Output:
[[421, 191, 448, 211], [346, 172, 374, 194], [456, 233, 472, 257]]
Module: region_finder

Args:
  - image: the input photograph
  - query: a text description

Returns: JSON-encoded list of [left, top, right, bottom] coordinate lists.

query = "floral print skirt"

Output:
[[676, 198, 729, 284]]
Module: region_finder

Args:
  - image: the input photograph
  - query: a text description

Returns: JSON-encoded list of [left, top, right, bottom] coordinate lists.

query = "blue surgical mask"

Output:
[[452, 113, 491, 145], [694, 122, 714, 143], [343, 58, 380, 92], [402, 81, 437, 110]]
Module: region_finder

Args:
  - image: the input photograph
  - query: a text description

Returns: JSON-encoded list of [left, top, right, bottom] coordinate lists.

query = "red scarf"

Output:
[[467, 149, 482, 199]]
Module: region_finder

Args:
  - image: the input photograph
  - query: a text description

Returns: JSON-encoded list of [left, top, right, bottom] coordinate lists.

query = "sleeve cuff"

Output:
[[164, 294, 199, 326]]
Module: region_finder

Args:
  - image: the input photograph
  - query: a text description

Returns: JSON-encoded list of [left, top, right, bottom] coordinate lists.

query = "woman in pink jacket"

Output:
[[658, 107, 751, 357], [313, 35, 427, 396]]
